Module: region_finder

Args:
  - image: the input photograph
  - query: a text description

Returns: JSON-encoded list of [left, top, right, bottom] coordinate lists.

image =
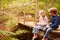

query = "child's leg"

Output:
[[43, 28, 54, 40], [41, 26, 47, 40], [32, 27, 40, 39], [43, 27, 47, 35], [44, 28, 53, 38], [33, 33, 39, 39]]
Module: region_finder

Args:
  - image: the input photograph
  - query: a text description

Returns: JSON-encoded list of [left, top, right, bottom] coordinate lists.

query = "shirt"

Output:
[[39, 16, 48, 26], [50, 15, 59, 28]]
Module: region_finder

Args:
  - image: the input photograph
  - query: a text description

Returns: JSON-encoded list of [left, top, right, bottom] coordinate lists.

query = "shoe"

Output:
[[42, 38, 48, 40], [32, 38, 39, 40], [42, 38, 44, 40], [34, 38, 39, 40]]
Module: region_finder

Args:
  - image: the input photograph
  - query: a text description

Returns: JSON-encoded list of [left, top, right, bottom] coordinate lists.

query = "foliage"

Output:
[[0, 0, 60, 15], [15, 29, 29, 35], [0, 0, 60, 40], [0, 30, 17, 40]]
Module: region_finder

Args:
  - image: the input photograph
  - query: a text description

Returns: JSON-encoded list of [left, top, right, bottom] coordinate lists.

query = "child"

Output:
[[32, 10, 48, 40], [42, 7, 59, 40]]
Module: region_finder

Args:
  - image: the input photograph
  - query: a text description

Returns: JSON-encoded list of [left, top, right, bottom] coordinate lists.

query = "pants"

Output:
[[44, 27, 56, 38], [32, 25, 46, 34]]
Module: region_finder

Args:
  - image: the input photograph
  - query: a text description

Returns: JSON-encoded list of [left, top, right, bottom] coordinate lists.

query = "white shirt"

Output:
[[38, 16, 48, 26]]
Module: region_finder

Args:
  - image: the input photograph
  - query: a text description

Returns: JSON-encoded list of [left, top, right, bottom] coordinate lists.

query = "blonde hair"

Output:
[[48, 7, 57, 14], [38, 10, 45, 16]]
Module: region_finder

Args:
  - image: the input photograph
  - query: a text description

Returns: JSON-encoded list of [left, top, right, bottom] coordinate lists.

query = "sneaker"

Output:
[[32, 38, 39, 40], [32, 37, 35, 40], [42, 38, 48, 40]]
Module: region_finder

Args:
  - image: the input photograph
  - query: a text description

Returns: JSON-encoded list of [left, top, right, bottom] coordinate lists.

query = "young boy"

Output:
[[32, 10, 48, 40], [42, 7, 59, 40]]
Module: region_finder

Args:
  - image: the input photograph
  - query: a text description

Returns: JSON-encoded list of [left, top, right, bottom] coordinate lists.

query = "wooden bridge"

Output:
[[18, 22, 60, 40], [19, 21, 60, 33], [0, 0, 60, 40]]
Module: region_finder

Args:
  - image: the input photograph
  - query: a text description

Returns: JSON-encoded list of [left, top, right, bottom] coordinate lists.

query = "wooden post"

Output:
[[44, 0, 48, 9], [51, 0, 54, 7], [35, 0, 38, 24], [23, 5, 26, 24]]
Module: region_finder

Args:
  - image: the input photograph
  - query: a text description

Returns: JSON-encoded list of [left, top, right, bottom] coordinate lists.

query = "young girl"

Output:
[[32, 10, 48, 40]]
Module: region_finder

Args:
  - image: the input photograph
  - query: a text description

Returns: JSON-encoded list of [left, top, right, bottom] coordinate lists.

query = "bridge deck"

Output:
[[19, 22, 60, 33]]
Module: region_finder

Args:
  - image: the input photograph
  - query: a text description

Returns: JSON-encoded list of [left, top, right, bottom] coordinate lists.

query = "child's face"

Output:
[[49, 12, 54, 16], [41, 13, 45, 17]]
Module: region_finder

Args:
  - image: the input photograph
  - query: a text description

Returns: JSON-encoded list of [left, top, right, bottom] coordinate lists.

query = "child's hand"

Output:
[[35, 23, 38, 26], [46, 25, 50, 28], [46, 24, 49, 26]]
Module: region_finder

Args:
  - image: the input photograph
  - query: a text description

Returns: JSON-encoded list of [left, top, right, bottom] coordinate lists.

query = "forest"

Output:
[[0, 0, 60, 40]]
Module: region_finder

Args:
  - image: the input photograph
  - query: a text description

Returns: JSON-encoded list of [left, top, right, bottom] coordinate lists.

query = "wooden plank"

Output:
[[23, 5, 26, 24], [20, 21, 60, 33], [52, 25, 60, 33]]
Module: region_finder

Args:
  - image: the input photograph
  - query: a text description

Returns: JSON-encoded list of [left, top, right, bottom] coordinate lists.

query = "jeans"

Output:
[[32, 25, 46, 34], [44, 27, 56, 38]]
